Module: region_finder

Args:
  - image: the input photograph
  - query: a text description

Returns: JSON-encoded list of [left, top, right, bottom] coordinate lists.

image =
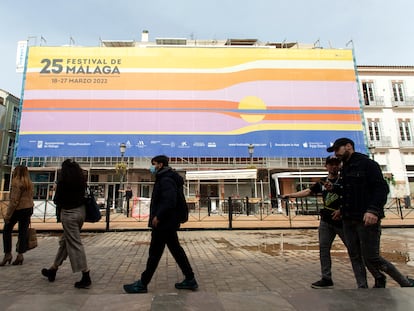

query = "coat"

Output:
[[148, 167, 182, 230], [6, 179, 34, 220], [339, 152, 389, 220]]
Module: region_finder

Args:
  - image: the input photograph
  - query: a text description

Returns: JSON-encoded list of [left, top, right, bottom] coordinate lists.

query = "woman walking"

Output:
[[1, 165, 34, 266], [41, 159, 91, 288]]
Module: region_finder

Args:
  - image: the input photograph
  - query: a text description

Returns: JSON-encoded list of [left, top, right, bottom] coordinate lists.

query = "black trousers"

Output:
[[141, 229, 194, 285], [2, 207, 33, 254]]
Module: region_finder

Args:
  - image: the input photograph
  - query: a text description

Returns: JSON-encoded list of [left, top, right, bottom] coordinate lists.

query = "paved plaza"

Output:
[[0, 228, 414, 310]]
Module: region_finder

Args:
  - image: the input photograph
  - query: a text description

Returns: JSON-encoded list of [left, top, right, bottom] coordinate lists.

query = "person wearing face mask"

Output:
[[123, 155, 198, 293], [329, 138, 414, 288]]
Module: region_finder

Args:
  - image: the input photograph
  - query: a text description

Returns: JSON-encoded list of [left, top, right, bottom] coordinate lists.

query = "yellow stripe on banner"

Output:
[[24, 69, 356, 90], [19, 123, 363, 135], [26, 46, 354, 70]]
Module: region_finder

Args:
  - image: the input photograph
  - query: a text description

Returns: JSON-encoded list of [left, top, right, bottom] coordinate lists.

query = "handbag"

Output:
[[84, 187, 102, 223], [27, 227, 38, 250], [16, 223, 38, 251]]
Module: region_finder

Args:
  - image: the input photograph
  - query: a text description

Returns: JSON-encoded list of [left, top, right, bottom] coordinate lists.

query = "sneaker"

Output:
[[175, 278, 198, 290], [123, 280, 148, 294], [311, 278, 334, 289], [373, 275, 386, 288], [407, 276, 414, 287]]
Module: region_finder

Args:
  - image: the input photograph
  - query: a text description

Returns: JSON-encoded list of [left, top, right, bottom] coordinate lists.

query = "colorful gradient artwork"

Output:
[[17, 46, 364, 157]]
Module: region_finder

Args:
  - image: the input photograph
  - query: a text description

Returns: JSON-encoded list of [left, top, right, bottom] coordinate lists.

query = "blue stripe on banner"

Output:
[[16, 131, 366, 158]]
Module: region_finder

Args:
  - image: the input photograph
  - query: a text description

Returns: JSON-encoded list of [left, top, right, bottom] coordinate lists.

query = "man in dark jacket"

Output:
[[329, 138, 414, 288], [123, 155, 198, 293]]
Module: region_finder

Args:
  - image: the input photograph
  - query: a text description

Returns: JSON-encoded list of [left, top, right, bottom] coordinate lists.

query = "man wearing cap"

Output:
[[328, 137, 414, 288], [281, 156, 382, 289]]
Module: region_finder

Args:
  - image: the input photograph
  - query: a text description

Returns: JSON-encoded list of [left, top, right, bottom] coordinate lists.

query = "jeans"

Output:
[[2, 207, 33, 254], [343, 219, 412, 287], [318, 220, 346, 281], [141, 229, 194, 286]]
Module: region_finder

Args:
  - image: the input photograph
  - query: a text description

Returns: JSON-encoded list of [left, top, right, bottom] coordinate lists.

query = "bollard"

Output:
[[207, 196, 211, 216], [106, 198, 111, 231], [246, 196, 249, 216], [228, 197, 233, 229], [126, 199, 130, 218]]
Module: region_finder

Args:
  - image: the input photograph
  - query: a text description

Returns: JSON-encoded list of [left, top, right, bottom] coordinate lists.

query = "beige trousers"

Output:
[[54, 205, 88, 273]]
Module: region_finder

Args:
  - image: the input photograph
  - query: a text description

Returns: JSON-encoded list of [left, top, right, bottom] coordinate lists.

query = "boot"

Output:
[[0, 253, 12, 266], [42, 267, 58, 282], [12, 254, 24, 265], [74, 271, 91, 289]]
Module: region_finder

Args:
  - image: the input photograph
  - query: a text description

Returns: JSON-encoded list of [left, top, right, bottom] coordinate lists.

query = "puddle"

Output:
[[213, 234, 411, 262], [380, 251, 410, 263]]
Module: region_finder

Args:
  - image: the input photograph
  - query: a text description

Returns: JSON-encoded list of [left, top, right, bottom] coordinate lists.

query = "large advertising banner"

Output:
[[17, 46, 365, 157]]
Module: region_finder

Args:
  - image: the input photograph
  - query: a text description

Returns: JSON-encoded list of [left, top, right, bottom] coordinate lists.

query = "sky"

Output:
[[1, 0, 413, 97]]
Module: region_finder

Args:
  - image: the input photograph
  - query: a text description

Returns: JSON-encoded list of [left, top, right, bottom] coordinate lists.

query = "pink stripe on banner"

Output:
[[23, 81, 358, 107], [20, 112, 249, 132], [20, 111, 359, 133]]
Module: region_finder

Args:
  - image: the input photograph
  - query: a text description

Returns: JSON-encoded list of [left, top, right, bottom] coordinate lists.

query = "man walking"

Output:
[[123, 155, 198, 293], [282, 156, 385, 288], [328, 138, 414, 288]]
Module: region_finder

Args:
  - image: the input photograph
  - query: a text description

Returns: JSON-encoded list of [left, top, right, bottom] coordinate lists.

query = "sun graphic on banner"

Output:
[[238, 96, 267, 123]]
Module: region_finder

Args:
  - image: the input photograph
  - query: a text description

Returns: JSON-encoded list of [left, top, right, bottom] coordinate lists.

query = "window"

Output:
[[392, 81, 405, 102], [362, 81, 375, 105], [11, 106, 19, 130], [6, 139, 14, 165], [367, 119, 381, 141], [3, 174, 10, 191], [399, 119, 412, 141]]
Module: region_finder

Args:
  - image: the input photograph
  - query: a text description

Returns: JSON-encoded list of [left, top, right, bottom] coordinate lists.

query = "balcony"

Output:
[[363, 96, 385, 107], [391, 96, 414, 108], [368, 136, 392, 148], [399, 139, 414, 148]]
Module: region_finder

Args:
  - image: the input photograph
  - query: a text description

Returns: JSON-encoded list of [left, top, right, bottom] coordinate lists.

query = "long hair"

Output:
[[12, 165, 34, 192], [59, 159, 86, 187]]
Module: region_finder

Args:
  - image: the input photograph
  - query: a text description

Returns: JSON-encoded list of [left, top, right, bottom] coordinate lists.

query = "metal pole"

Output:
[[119, 161, 123, 213], [228, 196, 233, 229], [248, 144, 255, 199], [105, 198, 110, 231], [117, 143, 126, 213]]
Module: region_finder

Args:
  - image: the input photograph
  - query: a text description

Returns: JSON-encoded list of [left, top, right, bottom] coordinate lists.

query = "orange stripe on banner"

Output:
[[263, 114, 361, 121], [24, 69, 356, 91], [23, 99, 239, 109], [220, 112, 361, 121]]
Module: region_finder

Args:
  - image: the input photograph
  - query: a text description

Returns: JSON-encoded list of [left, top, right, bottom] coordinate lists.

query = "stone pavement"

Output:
[[1, 228, 414, 310]]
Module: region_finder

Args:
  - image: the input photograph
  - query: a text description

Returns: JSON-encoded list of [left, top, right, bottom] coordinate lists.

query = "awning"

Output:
[[186, 169, 257, 180]]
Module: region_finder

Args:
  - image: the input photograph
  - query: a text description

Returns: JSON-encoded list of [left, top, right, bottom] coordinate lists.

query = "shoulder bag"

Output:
[[85, 187, 102, 223]]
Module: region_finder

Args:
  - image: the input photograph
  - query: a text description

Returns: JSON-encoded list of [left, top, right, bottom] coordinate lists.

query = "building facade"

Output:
[[5, 36, 414, 211], [0, 89, 19, 196], [358, 65, 414, 199]]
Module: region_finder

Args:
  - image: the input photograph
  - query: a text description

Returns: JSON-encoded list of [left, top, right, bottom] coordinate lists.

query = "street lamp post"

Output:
[[247, 144, 255, 216], [248, 143, 255, 199], [117, 143, 126, 213]]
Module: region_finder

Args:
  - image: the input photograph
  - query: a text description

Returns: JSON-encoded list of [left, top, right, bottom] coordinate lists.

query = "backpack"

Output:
[[176, 183, 189, 223]]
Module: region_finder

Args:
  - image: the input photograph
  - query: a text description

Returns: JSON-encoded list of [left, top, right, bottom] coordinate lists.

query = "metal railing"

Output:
[[2, 196, 413, 230], [391, 96, 414, 107]]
